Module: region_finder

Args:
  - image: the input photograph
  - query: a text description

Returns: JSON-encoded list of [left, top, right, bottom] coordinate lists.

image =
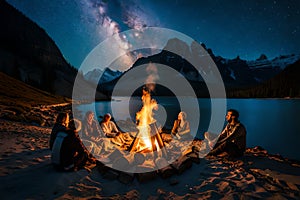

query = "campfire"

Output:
[[96, 88, 202, 183], [128, 89, 167, 158]]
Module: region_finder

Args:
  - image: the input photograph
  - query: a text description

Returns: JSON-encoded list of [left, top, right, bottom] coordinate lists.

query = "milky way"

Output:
[[6, 0, 300, 68]]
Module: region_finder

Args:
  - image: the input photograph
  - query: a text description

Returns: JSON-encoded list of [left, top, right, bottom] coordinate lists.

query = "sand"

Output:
[[1, 117, 300, 199]]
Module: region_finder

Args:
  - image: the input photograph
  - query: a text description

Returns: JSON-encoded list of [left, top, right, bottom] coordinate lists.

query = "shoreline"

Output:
[[0, 116, 300, 199], [0, 103, 300, 199]]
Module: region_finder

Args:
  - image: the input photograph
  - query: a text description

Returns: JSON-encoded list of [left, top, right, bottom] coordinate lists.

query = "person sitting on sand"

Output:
[[81, 111, 113, 155], [207, 109, 246, 158], [171, 111, 192, 140], [50, 112, 69, 150], [81, 111, 103, 143], [51, 118, 93, 171], [100, 113, 133, 147]]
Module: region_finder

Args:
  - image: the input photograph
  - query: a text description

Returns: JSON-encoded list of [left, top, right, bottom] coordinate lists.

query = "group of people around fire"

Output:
[[50, 108, 246, 172]]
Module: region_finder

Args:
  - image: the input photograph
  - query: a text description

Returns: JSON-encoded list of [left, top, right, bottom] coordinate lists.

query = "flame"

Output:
[[135, 89, 158, 151]]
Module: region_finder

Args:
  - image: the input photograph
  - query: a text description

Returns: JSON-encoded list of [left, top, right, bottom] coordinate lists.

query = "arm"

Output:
[[178, 121, 190, 135], [100, 122, 116, 138], [92, 121, 103, 141], [110, 121, 119, 133], [217, 123, 243, 145], [171, 120, 179, 135], [81, 123, 90, 139]]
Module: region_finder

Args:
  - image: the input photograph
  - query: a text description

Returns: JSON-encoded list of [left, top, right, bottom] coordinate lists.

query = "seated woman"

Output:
[[51, 117, 92, 171], [81, 111, 103, 142], [100, 113, 133, 147], [171, 111, 192, 140], [81, 111, 112, 155]]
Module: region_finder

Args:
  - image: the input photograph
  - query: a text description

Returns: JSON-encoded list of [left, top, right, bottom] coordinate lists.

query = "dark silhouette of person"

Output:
[[51, 118, 90, 171], [49, 112, 69, 150], [207, 109, 246, 157]]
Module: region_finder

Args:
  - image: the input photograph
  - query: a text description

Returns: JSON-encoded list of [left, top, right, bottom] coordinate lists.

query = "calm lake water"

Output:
[[77, 97, 300, 160]]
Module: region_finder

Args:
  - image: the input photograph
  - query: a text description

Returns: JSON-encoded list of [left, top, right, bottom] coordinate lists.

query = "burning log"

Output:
[[128, 122, 168, 159]]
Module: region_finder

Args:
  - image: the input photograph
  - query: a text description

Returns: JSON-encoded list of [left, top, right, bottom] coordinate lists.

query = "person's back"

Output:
[[51, 119, 89, 171], [51, 131, 70, 170], [50, 113, 69, 150]]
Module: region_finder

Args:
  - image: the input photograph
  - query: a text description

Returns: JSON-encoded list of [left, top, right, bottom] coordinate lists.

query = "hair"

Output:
[[68, 118, 82, 132], [55, 112, 69, 126], [104, 113, 111, 119], [84, 111, 94, 121], [228, 109, 239, 119], [179, 111, 187, 120]]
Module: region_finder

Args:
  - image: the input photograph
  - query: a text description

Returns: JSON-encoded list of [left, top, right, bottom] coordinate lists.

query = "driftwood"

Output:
[[97, 161, 110, 175], [102, 168, 119, 180], [108, 149, 124, 163], [186, 152, 201, 164], [135, 166, 158, 182], [171, 155, 193, 174], [112, 153, 146, 170], [155, 157, 175, 179]]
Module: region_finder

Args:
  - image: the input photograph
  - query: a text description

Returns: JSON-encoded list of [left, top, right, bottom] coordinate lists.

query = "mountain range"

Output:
[[1, 0, 299, 100], [93, 38, 300, 97]]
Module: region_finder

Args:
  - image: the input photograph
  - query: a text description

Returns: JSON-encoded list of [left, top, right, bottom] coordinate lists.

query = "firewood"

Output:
[[155, 157, 175, 179], [135, 166, 158, 183], [155, 157, 169, 169], [182, 148, 193, 156], [97, 161, 110, 174], [108, 148, 124, 163], [134, 153, 146, 165], [186, 152, 201, 164], [171, 155, 193, 174], [112, 153, 146, 170], [102, 168, 119, 180]]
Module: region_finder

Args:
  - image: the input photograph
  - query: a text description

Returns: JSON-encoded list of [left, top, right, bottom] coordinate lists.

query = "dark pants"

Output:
[[209, 140, 243, 157]]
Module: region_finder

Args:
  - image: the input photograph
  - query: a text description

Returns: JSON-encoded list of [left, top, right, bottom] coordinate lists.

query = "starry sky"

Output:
[[6, 0, 300, 69]]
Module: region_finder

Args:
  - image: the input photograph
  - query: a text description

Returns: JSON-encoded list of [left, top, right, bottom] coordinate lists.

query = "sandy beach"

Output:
[[1, 105, 300, 200]]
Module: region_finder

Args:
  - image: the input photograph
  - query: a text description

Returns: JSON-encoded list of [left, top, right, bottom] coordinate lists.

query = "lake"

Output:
[[76, 97, 300, 161]]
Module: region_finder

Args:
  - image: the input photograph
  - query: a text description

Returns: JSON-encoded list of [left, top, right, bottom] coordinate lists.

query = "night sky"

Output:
[[6, 0, 300, 69]]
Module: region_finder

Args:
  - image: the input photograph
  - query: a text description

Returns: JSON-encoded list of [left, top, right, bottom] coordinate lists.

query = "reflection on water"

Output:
[[77, 98, 300, 160]]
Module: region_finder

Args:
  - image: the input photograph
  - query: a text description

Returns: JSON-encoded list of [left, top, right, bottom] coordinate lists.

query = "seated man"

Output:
[[100, 113, 133, 147], [207, 109, 246, 158]]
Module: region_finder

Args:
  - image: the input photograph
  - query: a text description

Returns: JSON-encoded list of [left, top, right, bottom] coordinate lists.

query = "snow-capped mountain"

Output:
[[247, 54, 300, 70], [84, 68, 122, 85], [92, 38, 300, 97]]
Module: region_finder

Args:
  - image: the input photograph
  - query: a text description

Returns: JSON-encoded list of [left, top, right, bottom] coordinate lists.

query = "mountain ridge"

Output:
[[92, 38, 300, 97], [0, 1, 107, 100]]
